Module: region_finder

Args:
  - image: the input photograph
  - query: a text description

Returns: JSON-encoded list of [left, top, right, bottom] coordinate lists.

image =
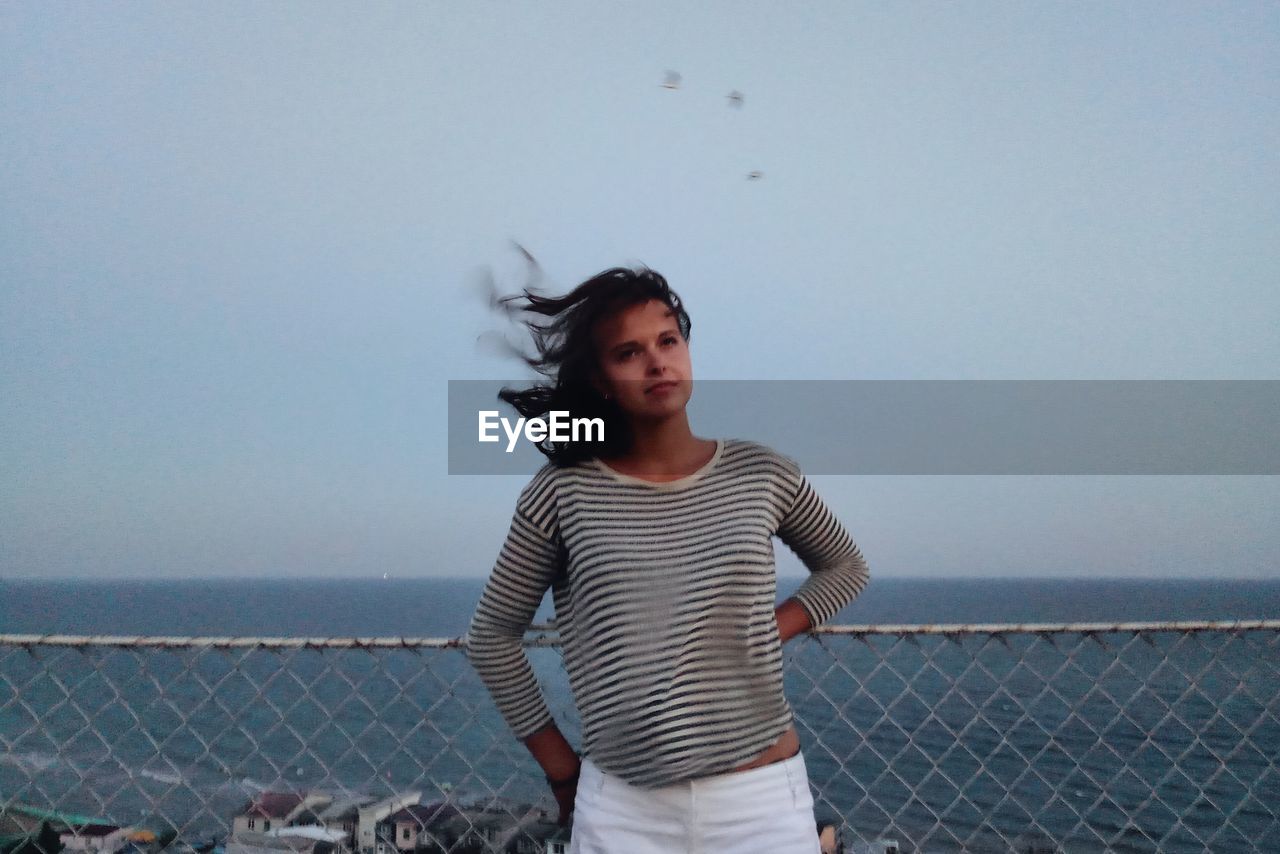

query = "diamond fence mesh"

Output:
[[2, 622, 1277, 854]]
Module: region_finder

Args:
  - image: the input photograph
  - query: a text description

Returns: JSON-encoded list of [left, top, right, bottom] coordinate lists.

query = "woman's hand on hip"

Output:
[[522, 720, 582, 827], [551, 778, 578, 827]]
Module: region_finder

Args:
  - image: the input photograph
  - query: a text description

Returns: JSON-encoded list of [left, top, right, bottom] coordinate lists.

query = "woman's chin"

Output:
[[633, 395, 689, 419]]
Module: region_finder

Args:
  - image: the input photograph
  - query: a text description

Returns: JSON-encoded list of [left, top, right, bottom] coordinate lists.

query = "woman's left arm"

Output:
[[775, 597, 815, 644], [775, 473, 871, 639]]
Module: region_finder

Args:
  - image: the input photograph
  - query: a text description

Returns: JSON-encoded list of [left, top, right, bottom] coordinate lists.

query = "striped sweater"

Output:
[[464, 437, 870, 789]]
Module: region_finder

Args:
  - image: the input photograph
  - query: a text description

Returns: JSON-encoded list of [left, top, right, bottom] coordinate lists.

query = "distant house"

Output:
[[435, 810, 504, 852], [378, 802, 567, 854], [59, 823, 132, 854], [225, 830, 325, 854], [285, 795, 333, 829], [471, 811, 567, 854], [382, 803, 472, 853], [233, 794, 302, 839], [232, 793, 334, 842], [356, 792, 422, 854], [544, 832, 569, 854], [210, 791, 568, 854], [511, 818, 568, 854], [316, 796, 375, 852], [257, 825, 352, 854]]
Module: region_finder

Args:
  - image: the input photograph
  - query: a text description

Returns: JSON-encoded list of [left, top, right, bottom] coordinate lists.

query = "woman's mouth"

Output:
[[645, 381, 679, 395]]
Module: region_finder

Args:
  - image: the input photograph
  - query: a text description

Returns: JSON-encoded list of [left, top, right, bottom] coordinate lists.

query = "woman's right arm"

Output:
[[464, 496, 581, 807]]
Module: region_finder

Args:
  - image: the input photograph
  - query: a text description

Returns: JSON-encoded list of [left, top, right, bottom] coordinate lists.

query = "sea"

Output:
[[5, 576, 1280, 636], [2, 577, 1278, 853]]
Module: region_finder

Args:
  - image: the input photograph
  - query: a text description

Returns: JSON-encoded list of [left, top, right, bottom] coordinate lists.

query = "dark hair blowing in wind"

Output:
[[495, 265, 693, 467]]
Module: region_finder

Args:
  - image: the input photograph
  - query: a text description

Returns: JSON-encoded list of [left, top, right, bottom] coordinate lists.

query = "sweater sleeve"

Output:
[[777, 469, 870, 629], [464, 481, 565, 740]]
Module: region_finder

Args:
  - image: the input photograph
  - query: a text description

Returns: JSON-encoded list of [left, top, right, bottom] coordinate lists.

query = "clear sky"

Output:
[[2, 2, 1277, 580]]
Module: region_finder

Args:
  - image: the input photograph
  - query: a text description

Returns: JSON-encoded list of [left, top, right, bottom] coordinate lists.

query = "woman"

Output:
[[465, 266, 870, 853]]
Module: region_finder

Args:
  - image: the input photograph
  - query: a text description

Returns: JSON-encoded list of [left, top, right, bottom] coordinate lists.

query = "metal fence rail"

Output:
[[2, 622, 1277, 854]]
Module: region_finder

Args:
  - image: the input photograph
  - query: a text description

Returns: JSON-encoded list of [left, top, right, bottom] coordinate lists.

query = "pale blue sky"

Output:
[[2, 2, 1277, 580]]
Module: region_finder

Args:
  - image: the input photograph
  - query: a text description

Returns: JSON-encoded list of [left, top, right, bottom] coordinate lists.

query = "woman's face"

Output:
[[591, 299, 693, 421]]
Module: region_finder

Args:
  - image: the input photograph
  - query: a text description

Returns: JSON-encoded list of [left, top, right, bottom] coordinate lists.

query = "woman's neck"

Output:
[[604, 414, 714, 476]]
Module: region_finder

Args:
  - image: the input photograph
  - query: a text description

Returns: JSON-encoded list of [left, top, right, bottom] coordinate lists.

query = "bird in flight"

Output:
[[746, 171, 764, 180], [727, 90, 744, 108], [662, 70, 682, 90]]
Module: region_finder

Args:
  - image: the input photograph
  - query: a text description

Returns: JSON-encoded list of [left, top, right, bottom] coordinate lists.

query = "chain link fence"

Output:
[[2, 622, 1277, 854]]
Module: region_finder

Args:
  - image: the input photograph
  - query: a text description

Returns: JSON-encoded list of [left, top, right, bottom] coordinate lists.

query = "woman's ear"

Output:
[[588, 368, 611, 401]]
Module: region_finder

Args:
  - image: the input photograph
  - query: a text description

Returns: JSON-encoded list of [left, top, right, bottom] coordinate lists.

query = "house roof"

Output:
[[264, 826, 348, 843], [241, 793, 304, 819], [385, 803, 462, 826], [316, 798, 374, 821], [68, 824, 121, 837]]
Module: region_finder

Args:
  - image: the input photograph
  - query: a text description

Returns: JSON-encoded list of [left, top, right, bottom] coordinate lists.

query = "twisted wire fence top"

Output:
[[5, 619, 1276, 647], [3, 622, 1278, 854]]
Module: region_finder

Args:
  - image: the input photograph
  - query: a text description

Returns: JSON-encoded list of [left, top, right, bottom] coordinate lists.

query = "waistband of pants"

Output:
[[580, 747, 808, 800]]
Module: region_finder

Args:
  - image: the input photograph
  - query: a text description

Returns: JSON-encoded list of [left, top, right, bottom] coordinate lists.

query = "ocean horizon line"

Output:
[[4, 573, 1277, 583]]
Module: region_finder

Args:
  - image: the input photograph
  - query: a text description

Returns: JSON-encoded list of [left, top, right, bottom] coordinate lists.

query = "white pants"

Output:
[[568, 750, 822, 854]]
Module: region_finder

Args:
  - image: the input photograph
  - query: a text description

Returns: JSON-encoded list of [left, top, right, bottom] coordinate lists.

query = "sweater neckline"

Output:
[[593, 439, 725, 490]]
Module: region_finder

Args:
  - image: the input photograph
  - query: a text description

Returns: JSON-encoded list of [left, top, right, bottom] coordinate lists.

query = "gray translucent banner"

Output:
[[448, 380, 1279, 475]]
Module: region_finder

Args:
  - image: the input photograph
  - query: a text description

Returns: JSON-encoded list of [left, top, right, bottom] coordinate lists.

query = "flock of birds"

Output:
[[661, 70, 762, 180]]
